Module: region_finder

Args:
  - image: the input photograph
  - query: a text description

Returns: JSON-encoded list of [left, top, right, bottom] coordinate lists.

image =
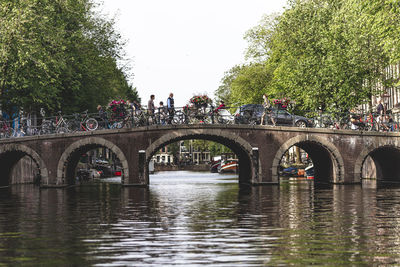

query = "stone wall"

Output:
[[11, 156, 37, 184], [155, 164, 209, 172]]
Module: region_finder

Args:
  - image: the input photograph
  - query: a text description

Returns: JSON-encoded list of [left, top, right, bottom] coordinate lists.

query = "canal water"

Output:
[[0, 171, 400, 265]]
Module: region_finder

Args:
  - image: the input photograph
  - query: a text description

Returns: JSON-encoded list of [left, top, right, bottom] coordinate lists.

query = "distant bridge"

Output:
[[0, 124, 399, 187]]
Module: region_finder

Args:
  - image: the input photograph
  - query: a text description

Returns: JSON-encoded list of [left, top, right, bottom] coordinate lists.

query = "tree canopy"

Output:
[[216, 0, 399, 112], [0, 0, 138, 116]]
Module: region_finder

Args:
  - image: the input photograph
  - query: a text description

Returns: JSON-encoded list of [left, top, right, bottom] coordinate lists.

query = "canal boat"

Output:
[[219, 159, 238, 173], [280, 166, 306, 177], [210, 156, 222, 173], [305, 165, 314, 179]]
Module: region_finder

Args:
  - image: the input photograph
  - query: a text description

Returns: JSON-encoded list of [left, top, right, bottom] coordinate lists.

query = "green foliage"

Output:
[[217, 0, 398, 112], [167, 142, 180, 164], [0, 0, 134, 115], [208, 142, 232, 157], [244, 13, 280, 62], [230, 62, 275, 106], [215, 65, 243, 106], [269, 0, 390, 112], [125, 86, 141, 103]]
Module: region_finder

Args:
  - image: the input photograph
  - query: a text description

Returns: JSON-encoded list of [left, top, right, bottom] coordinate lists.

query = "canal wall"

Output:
[[11, 156, 37, 184], [154, 164, 209, 172]]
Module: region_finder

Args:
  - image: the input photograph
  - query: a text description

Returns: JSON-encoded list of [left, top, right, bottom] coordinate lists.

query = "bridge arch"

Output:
[[0, 144, 48, 186], [145, 129, 255, 184], [271, 135, 344, 183], [355, 141, 400, 182], [57, 137, 129, 185]]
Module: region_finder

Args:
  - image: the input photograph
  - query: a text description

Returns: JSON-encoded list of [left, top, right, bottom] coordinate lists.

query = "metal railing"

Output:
[[0, 106, 399, 139]]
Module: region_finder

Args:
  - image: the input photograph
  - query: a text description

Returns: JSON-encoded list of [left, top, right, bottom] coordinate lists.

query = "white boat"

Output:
[[210, 157, 221, 173], [219, 159, 238, 173], [305, 164, 314, 179]]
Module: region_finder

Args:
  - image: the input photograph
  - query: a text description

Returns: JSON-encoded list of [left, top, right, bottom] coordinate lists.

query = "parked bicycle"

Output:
[[68, 110, 98, 132], [0, 118, 16, 138]]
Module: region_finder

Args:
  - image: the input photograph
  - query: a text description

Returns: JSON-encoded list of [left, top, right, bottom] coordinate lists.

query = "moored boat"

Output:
[[219, 159, 238, 173], [305, 165, 314, 179], [210, 156, 222, 172], [210, 158, 221, 173]]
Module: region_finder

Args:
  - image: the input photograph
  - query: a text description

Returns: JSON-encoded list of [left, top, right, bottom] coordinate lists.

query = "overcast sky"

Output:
[[98, 0, 288, 107]]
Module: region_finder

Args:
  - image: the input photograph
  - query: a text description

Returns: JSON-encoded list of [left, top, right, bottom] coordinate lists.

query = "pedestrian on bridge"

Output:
[[158, 101, 167, 125], [377, 99, 385, 124], [148, 95, 155, 115], [261, 94, 276, 126], [167, 93, 174, 124], [97, 105, 109, 129]]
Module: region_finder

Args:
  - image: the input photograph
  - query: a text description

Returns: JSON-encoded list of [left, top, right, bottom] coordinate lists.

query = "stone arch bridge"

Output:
[[0, 124, 399, 187]]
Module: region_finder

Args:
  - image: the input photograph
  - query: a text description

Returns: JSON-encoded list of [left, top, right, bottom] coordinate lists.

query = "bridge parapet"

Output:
[[0, 124, 399, 186]]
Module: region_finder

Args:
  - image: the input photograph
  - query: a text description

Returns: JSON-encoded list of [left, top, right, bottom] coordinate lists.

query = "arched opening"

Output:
[[273, 137, 343, 184], [278, 146, 313, 180], [0, 145, 47, 187], [361, 146, 400, 182], [146, 134, 253, 185], [57, 138, 129, 186], [62, 144, 125, 184]]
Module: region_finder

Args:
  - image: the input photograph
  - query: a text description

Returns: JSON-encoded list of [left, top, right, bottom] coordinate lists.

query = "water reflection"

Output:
[[1, 173, 400, 265]]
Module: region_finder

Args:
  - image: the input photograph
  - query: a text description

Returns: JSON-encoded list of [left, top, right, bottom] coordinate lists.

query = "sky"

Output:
[[98, 0, 288, 107]]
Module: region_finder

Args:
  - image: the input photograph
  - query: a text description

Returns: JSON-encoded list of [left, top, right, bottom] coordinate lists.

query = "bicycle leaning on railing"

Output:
[[67, 110, 98, 132]]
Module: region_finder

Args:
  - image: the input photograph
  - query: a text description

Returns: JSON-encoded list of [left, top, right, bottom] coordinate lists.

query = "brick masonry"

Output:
[[0, 124, 399, 187]]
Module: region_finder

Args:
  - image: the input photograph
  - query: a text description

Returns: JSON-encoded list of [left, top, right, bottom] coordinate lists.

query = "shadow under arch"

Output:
[[271, 135, 344, 183], [57, 137, 129, 185], [356, 145, 400, 182], [0, 144, 48, 186], [145, 129, 255, 184]]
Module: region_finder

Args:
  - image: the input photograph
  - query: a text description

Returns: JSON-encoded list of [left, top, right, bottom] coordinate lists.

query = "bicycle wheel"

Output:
[[56, 127, 69, 134], [4, 127, 16, 138], [169, 111, 181, 125], [111, 121, 123, 129], [67, 121, 78, 132], [85, 118, 98, 131], [203, 116, 212, 124]]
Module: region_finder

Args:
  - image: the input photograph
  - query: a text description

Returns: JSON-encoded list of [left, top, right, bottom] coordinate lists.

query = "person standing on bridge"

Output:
[[148, 95, 155, 114], [147, 95, 156, 125], [260, 94, 275, 126], [158, 101, 167, 125], [167, 92, 174, 124], [376, 99, 385, 127], [97, 105, 109, 129]]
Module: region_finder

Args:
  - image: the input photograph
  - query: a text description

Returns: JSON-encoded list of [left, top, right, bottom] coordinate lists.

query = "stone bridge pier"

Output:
[[0, 125, 399, 187]]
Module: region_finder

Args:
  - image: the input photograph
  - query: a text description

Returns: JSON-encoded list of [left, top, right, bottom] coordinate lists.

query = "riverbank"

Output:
[[154, 164, 209, 172]]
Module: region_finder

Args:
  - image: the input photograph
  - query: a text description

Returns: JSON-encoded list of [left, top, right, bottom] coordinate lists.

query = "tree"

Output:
[[229, 62, 275, 106], [246, 0, 389, 112], [167, 142, 180, 165], [244, 13, 280, 62], [215, 65, 243, 106], [125, 86, 141, 103], [0, 0, 134, 116]]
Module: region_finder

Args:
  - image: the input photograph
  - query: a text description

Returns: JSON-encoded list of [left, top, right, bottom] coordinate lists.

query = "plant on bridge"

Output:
[[273, 98, 291, 109], [108, 99, 127, 122], [189, 95, 212, 107]]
